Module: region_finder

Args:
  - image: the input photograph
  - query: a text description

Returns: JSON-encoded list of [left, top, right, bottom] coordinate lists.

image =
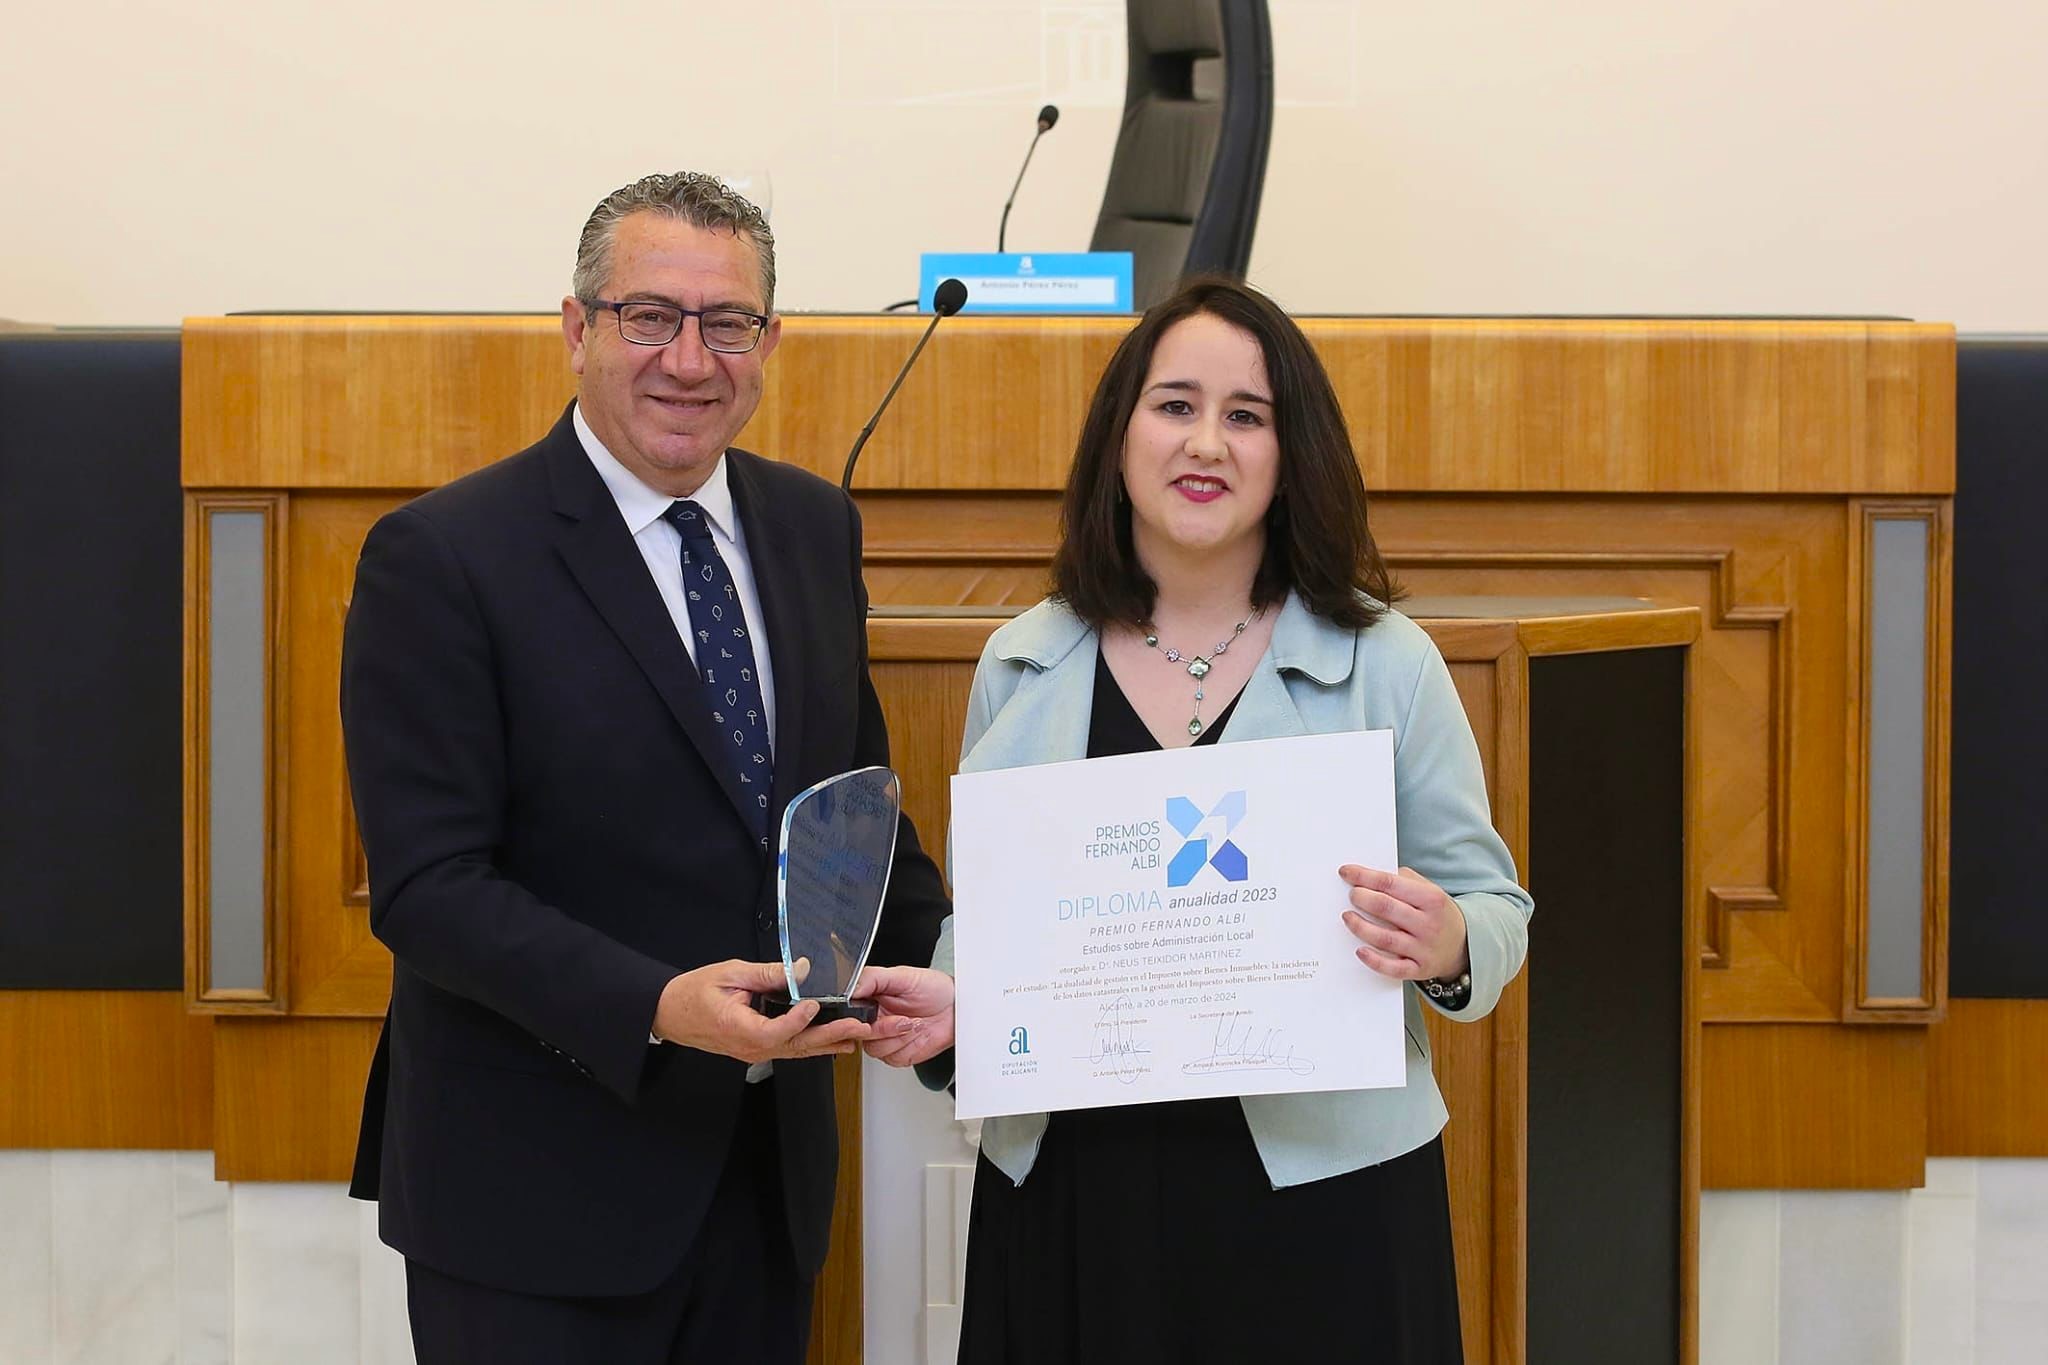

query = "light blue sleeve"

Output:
[[924, 641, 1007, 982], [1391, 636, 1533, 1022]]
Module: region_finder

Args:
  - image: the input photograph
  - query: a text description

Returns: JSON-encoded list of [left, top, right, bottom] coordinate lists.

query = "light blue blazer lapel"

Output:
[[1216, 592, 1353, 744], [1215, 658, 1310, 742], [958, 620, 1097, 776]]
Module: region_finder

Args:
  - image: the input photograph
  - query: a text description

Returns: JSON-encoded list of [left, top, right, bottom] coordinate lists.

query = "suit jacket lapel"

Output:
[[543, 416, 759, 833], [726, 451, 809, 814]]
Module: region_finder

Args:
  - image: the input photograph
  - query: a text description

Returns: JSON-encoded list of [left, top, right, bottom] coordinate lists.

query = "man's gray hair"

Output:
[[571, 172, 777, 312]]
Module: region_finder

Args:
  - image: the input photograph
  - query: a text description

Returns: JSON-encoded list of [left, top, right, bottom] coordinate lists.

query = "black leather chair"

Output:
[[1090, 0, 1274, 309]]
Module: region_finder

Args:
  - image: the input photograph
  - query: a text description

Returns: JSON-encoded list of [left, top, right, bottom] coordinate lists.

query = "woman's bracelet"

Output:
[[1420, 970, 1473, 1010]]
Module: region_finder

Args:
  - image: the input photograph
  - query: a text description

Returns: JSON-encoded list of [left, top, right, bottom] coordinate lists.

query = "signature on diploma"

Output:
[[1077, 996, 1150, 1084], [1181, 1010, 1316, 1077]]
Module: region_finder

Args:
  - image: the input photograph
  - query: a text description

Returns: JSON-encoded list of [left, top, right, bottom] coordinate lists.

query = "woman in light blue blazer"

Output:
[[856, 276, 1531, 1364]]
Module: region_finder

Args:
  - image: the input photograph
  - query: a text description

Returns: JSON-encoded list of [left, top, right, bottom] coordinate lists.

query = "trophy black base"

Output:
[[753, 994, 878, 1026]]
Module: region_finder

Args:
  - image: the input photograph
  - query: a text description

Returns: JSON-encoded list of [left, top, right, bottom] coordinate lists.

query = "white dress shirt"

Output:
[[574, 404, 780, 1074], [573, 403, 776, 748]]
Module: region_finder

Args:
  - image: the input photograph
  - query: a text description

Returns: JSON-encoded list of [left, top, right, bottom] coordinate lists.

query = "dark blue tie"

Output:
[[664, 500, 774, 849]]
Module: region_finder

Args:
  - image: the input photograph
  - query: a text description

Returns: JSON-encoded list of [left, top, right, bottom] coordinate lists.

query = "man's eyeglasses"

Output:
[[582, 299, 770, 353]]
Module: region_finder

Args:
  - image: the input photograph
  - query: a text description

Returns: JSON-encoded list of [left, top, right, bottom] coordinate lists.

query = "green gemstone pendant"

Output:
[[1138, 609, 1260, 747]]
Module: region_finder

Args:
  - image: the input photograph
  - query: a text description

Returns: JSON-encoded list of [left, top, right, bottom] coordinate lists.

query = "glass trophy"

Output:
[[755, 766, 901, 1025]]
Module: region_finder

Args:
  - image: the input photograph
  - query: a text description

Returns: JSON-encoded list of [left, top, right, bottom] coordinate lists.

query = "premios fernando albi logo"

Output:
[[1165, 791, 1249, 888]]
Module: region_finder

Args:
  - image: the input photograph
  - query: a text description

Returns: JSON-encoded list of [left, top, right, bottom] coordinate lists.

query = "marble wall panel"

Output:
[[50, 1151, 176, 1365], [0, 1151, 53, 1365], [173, 1152, 232, 1365], [1906, 1159, 1976, 1365], [1974, 1160, 2048, 1365], [232, 1183, 359, 1365], [0, 1155, 2040, 1363], [1701, 1190, 1779, 1365], [355, 1198, 414, 1365], [1778, 1191, 1904, 1365]]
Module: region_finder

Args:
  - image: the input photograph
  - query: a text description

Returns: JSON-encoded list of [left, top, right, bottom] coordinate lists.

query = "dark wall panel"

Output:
[[1950, 338, 2048, 999], [1527, 647, 1686, 1365], [0, 333, 184, 987]]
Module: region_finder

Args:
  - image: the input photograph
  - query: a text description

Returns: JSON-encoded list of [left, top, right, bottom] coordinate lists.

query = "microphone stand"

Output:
[[997, 126, 1049, 253], [842, 280, 968, 492]]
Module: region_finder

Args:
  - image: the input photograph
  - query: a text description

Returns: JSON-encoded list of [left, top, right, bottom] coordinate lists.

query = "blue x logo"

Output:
[[1165, 791, 1249, 887]]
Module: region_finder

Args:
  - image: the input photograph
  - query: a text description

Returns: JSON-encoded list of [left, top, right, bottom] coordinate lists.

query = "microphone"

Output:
[[997, 105, 1060, 252], [840, 278, 969, 492]]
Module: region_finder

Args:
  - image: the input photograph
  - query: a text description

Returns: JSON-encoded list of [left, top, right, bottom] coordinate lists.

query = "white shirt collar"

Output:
[[572, 402, 739, 541]]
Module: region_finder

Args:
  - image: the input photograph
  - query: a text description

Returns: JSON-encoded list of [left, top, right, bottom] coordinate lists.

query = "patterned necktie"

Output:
[[663, 500, 774, 849]]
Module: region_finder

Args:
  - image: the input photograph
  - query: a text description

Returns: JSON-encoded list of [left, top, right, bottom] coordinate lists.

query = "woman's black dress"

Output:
[[955, 653, 1465, 1365]]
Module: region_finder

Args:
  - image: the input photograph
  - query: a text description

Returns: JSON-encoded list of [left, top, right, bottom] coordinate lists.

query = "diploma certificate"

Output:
[[950, 731, 1405, 1119]]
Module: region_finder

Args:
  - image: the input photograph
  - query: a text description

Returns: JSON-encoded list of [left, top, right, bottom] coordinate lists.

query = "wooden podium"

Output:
[[179, 313, 1950, 1365]]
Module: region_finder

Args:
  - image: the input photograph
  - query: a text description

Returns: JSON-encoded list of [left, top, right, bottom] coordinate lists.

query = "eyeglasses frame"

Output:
[[580, 298, 772, 354]]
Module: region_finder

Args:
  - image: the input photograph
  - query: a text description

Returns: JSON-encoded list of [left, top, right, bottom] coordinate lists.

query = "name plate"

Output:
[[949, 731, 1406, 1119], [918, 251, 1134, 314]]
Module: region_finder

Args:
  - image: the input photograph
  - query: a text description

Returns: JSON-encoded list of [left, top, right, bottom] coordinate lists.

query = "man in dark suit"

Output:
[[341, 171, 950, 1363]]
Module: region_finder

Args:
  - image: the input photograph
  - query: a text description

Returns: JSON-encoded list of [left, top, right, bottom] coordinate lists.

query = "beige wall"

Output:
[[3, 0, 2043, 329]]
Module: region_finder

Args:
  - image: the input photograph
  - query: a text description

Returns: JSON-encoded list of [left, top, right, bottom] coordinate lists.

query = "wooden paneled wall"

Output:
[[843, 491, 1953, 1187], [0, 310, 1987, 1362], [166, 312, 1974, 1194], [0, 310, 2006, 1326], [852, 496, 1933, 1004]]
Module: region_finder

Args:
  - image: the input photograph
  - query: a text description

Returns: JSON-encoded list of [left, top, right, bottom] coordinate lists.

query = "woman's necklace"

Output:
[[1139, 608, 1259, 737]]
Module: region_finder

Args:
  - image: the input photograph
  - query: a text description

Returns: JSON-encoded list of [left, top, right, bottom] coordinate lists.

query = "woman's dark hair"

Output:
[[1050, 274, 1399, 631]]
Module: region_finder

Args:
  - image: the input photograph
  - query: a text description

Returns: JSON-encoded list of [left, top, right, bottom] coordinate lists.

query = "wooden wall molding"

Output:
[[285, 496, 402, 1018], [184, 493, 291, 1013], [1843, 500, 1952, 1020], [1701, 887, 1787, 968], [1363, 498, 1858, 1025], [1442, 634, 1534, 1365], [1393, 548, 1794, 976]]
